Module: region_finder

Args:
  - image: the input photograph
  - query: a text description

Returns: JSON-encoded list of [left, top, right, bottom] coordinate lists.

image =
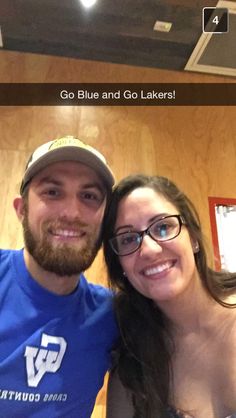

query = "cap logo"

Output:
[[49, 136, 85, 150], [48, 136, 107, 164]]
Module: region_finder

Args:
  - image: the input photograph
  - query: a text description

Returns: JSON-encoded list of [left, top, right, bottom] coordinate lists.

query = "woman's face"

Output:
[[114, 187, 198, 305]]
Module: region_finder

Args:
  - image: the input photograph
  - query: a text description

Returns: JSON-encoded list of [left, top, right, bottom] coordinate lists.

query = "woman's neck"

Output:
[[156, 274, 226, 337]]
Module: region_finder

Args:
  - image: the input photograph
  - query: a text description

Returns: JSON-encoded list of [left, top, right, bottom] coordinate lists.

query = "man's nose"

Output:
[[60, 196, 82, 219]]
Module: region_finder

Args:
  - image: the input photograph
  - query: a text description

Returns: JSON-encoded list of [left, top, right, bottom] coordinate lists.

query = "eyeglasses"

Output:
[[109, 215, 186, 256]]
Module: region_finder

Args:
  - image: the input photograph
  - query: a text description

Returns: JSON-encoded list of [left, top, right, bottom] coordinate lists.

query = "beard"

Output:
[[22, 206, 101, 277]]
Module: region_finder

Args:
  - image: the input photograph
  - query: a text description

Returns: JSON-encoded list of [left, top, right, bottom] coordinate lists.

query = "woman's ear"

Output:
[[13, 196, 25, 222]]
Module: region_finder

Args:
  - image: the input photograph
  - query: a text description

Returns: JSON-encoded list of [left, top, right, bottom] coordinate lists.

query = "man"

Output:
[[0, 136, 118, 417]]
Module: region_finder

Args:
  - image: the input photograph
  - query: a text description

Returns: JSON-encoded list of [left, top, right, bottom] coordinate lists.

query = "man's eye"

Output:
[[84, 192, 96, 199], [44, 189, 60, 197], [81, 191, 102, 202]]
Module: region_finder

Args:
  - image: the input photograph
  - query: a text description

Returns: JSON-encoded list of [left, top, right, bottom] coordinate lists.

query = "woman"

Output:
[[103, 174, 236, 418]]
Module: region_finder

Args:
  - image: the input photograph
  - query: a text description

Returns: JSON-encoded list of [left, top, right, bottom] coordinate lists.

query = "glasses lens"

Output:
[[150, 216, 180, 241], [110, 232, 140, 255]]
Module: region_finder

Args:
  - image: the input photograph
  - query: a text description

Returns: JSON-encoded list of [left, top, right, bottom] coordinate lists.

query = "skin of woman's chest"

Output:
[[170, 317, 236, 418]]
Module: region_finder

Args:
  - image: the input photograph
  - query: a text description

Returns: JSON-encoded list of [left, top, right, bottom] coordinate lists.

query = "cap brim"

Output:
[[21, 146, 114, 194]]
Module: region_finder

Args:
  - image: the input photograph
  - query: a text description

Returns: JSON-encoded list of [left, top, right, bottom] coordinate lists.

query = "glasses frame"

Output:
[[109, 214, 186, 256]]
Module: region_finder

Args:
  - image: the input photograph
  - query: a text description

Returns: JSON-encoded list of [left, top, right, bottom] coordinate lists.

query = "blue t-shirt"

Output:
[[0, 249, 118, 417]]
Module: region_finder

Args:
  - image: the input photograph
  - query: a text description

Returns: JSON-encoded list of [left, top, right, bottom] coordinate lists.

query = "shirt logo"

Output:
[[24, 333, 67, 387]]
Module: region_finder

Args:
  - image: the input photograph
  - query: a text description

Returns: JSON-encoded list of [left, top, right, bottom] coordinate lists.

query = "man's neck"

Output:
[[23, 249, 80, 295]]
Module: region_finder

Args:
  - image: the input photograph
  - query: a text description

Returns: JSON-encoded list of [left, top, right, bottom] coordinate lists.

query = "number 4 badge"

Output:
[[203, 7, 229, 33]]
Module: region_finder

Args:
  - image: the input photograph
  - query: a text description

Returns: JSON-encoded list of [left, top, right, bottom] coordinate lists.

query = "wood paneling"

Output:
[[0, 50, 235, 416], [1, 49, 233, 83]]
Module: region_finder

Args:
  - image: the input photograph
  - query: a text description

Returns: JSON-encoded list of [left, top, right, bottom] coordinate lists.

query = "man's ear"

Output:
[[13, 196, 25, 222]]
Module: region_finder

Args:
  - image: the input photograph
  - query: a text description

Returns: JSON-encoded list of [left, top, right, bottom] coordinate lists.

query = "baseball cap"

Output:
[[20, 136, 115, 195]]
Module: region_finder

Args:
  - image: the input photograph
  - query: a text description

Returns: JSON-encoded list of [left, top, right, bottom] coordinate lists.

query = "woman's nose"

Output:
[[139, 234, 163, 256]]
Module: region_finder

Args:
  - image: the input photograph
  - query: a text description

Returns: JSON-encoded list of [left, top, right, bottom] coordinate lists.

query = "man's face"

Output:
[[21, 161, 107, 276]]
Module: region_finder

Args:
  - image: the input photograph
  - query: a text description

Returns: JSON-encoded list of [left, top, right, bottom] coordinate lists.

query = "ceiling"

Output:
[[0, 0, 235, 77]]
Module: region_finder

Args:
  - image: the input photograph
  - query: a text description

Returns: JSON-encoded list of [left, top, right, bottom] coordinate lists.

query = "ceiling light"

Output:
[[80, 0, 97, 8]]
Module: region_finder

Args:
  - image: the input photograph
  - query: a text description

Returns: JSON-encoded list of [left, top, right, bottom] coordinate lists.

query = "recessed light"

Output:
[[80, 0, 97, 8]]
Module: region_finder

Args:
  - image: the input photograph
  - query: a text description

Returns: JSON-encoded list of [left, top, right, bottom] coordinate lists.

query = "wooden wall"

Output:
[[0, 49, 236, 417]]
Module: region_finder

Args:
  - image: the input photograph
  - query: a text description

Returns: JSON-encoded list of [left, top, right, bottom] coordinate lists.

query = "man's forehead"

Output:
[[30, 161, 107, 191], [34, 160, 102, 179]]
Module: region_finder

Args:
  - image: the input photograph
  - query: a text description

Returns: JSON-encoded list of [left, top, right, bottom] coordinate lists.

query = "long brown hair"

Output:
[[103, 174, 236, 417]]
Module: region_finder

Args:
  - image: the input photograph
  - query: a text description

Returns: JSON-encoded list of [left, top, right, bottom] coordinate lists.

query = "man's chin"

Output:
[[31, 250, 95, 277]]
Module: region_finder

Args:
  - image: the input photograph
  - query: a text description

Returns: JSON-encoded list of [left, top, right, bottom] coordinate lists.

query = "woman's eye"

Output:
[[159, 224, 169, 236], [120, 235, 136, 246], [154, 223, 170, 237]]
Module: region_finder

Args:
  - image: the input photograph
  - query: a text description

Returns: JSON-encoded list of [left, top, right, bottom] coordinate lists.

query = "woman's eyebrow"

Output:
[[115, 224, 133, 234]]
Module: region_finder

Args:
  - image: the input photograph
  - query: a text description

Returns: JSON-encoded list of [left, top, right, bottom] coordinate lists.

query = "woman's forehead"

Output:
[[116, 187, 177, 221]]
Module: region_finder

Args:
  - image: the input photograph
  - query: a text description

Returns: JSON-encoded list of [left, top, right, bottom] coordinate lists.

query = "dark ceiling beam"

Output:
[[0, 0, 221, 72]]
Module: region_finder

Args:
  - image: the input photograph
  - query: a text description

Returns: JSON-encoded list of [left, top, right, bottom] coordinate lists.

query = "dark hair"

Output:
[[103, 174, 236, 418]]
